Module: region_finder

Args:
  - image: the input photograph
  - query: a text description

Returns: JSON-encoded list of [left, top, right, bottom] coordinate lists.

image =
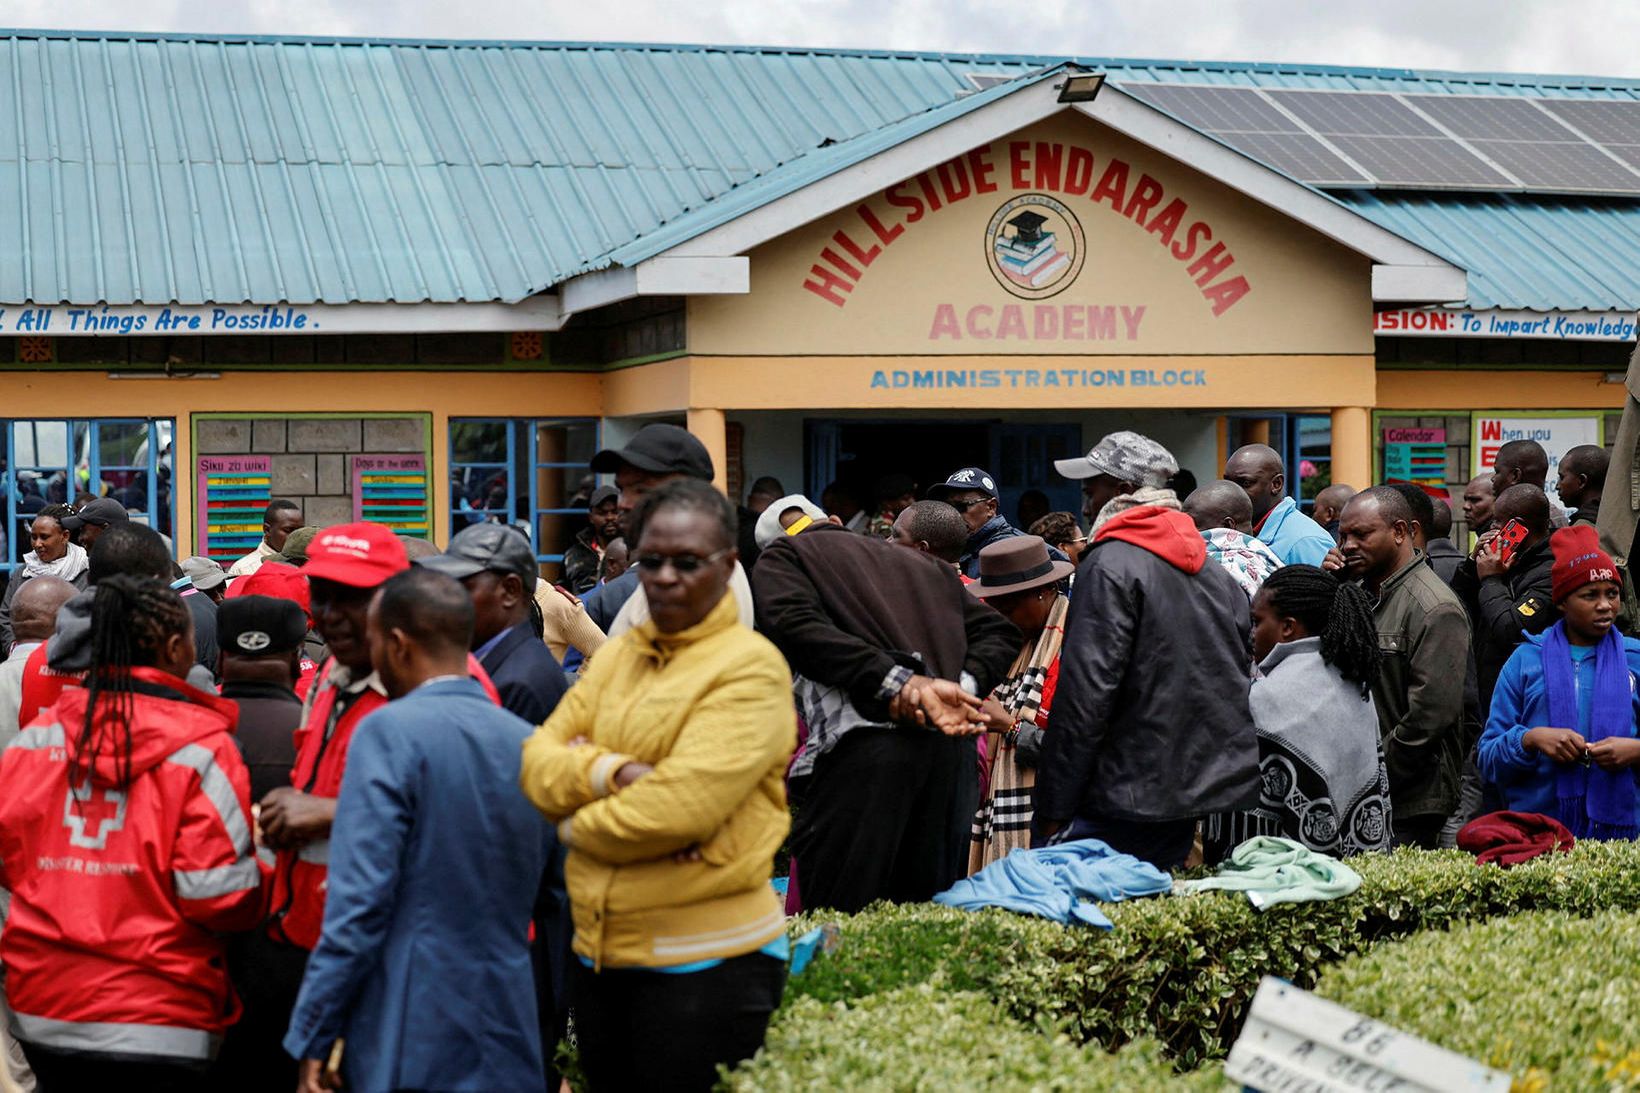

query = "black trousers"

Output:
[[1393, 814, 1446, 849], [573, 951, 785, 1092], [23, 1042, 207, 1093], [1048, 813, 1197, 870], [791, 726, 974, 913], [208, 931, 308, 1093]]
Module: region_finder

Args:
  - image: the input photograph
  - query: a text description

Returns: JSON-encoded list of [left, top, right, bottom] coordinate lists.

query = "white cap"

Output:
[[754, 495, 829, 549]]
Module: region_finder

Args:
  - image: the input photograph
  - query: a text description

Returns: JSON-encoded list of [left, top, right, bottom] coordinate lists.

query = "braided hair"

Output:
[[74, 575, 192, 792], [1258, 564, 1380, 697], [33, 502, 74, 529]]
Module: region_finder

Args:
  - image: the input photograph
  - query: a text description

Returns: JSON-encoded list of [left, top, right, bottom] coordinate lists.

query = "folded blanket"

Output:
[[933, 838, 1172, 928], [1457, 810, 1575, 868], [1175, 835, 1360, 910]]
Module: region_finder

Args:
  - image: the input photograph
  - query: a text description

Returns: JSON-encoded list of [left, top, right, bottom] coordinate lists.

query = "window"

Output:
[[3, 419, 174, 573], [449, 418, 599, 578]]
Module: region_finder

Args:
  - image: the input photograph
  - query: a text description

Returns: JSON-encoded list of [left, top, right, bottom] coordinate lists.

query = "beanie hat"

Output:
[[1550, 524, 1620, 604]]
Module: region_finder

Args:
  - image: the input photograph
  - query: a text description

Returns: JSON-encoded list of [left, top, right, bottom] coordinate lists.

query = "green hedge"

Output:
[[781, 842, 1640, 1068], [1318, 908, 1640, 1090], [724, 983, 1228, 1091]]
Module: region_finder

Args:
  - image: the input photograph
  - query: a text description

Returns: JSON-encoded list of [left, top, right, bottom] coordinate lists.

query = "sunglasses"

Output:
[[947, 498, 993, 513], [634, 548, 732, 574]]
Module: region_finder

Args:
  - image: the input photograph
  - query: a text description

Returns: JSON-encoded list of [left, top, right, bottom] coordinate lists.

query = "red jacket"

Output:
[[0, 668, 263, 1062], [267, 655, 501, 950]]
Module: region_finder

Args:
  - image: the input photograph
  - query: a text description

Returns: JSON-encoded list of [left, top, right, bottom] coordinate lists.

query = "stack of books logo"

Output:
[[994, 210, 1071, 290]]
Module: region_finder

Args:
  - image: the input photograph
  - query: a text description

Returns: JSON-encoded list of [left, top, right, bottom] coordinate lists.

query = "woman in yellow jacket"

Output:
[[520, 479, 796, 1092]]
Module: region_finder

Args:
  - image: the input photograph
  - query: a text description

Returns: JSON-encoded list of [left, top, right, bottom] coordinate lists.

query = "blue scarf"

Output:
[[1543, 621, 1638, 840]]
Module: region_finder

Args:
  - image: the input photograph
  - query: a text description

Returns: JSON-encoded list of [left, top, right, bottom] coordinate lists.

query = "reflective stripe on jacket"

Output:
[[0, 668, 263, 1060]]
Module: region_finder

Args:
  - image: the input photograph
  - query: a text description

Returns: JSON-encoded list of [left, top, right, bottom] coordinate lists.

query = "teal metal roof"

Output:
[[1340, 192, 1640, 311], [0, 30, 1636, 308]]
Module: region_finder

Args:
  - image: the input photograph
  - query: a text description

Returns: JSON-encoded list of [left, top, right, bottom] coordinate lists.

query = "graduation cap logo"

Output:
[[984, 194, 1086, 300]]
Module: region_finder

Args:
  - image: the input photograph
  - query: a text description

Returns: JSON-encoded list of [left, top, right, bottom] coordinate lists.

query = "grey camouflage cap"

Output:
[[1054, 431, 1178, 488]]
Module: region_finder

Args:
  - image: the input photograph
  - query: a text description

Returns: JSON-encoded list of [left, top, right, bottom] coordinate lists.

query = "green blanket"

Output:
[[1176, 836, 1361, 910]]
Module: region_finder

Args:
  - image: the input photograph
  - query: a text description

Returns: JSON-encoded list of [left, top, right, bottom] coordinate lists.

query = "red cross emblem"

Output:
[[63, 780, 127, 850]]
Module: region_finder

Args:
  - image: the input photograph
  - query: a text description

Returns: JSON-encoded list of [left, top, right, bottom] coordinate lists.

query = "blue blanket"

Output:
[[933, 838, 1172, 928]]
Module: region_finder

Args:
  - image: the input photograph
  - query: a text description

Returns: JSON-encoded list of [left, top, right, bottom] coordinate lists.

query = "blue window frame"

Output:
[[1222, 413, 1334, 514], [2, 418, 174, 574], [449, 418, 599, 571]]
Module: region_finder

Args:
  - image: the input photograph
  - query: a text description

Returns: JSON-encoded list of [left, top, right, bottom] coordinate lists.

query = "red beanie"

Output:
[[1549, 525, 1619, 604]]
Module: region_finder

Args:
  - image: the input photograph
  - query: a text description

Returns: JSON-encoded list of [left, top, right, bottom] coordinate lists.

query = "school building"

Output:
[[3, 31, 1637, 575]]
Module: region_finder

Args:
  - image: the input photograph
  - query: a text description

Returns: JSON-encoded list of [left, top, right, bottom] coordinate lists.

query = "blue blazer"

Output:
[[481, 623, 568, 726], [283, 679, 555, 1092]]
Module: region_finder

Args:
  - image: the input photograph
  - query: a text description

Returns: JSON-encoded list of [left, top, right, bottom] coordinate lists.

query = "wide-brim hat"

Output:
[[968, 534, 1074, 597]]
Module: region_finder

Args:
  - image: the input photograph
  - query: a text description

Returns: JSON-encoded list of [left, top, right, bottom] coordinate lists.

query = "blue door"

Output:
[[989, 424, 1083, 526]]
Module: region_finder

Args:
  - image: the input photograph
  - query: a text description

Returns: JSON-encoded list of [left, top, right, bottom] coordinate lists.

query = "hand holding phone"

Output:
[[1495, 518, 1528, 569]]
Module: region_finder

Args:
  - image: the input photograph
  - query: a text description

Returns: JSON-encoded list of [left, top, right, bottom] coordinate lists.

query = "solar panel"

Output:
[[1403, 95, 1640, 192], [1125, 84, 1301, 132], [1267, 90, 1441, 137], [1219, 132, 1368, 185], [1123, 85, 1366, 184], [1120, 82, 1640, 195], [1538, 100, 1640, 145], [1325, 135, 1512, 187], [1468, 139, 1640, 192], [1536, 100, 1640, 172]]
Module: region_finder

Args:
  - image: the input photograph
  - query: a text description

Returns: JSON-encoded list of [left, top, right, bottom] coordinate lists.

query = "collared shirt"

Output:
[[227, 539, 278, 579], [473, 623, 522, 665]]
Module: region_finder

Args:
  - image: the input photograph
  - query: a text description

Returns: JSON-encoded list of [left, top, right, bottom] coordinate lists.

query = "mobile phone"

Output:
[[1496, 518, 1528, 567]]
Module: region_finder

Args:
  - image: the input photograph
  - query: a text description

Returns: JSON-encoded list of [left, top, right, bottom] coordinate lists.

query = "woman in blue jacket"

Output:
[[1479, 525, 1640, 838]]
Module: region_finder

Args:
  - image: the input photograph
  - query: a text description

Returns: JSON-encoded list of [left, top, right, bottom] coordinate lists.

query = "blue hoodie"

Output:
[[1478, 631, 1640, 820], [1255, 496, 1335, 568]]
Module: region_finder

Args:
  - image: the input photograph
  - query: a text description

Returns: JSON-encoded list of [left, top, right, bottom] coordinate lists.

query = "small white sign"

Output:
[[1472, 414, 1603, 511], [1225, 977, 1511, 1093]]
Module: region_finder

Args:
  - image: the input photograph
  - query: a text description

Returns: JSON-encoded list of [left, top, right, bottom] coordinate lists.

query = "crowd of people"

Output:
[[0, 420, 1631, 1091]]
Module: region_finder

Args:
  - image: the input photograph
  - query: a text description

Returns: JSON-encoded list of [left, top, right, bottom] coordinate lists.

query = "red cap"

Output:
[[302, 523, 410, 588], [228, 562, 311, 623], [1550, 524, 1620, 604]]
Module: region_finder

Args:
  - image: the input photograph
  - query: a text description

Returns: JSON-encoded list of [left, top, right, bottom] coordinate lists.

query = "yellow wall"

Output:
[[689, 113, 1373, 358], [1377, 370, 1625, 410], [1, 370, 602, 554], [602, 354, 1376, 414]]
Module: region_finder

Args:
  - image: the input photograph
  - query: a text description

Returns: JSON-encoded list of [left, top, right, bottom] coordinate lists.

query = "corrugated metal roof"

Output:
[[1, 30, 1636, 307], [1340, 192, 1640, 310]]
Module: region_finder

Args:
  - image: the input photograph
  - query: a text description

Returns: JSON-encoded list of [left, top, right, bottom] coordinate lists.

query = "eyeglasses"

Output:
[[634, 548, 732, 575], [947, 498, 993, 513]]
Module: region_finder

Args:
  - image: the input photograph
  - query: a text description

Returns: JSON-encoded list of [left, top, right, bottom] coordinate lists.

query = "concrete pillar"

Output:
[[688, 407, 728, 493], [1331, 406, 1372, 492]]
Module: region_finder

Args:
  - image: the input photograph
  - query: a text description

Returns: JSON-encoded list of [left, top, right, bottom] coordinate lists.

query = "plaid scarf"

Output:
[[970, 594, 1069, 872]]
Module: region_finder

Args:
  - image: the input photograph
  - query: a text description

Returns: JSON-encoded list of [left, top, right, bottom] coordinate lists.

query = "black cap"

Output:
[[590, 424, 714, 480], [589, 484, 620, 509], [62, 497, 131, 531], [417, 523, 538, 594], [218, 595, 307, 657], [927, 467, 999, 502]]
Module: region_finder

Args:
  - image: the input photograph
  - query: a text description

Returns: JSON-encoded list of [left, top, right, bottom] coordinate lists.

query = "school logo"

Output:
[[985, 194, 1086, 300]]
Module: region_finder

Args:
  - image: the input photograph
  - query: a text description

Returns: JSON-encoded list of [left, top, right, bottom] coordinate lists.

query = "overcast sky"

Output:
[[8, 1, 1640, 80]]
